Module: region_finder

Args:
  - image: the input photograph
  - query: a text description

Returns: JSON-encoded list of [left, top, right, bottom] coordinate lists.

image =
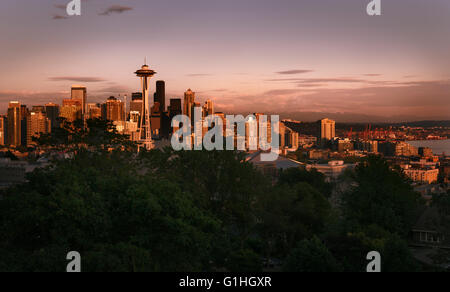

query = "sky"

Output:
[[0, 0, 449, 122]]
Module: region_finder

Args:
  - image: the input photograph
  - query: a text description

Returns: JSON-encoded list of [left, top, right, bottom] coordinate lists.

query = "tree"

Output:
[[342, 155, 422, 235], [283, 236, 341, 272], [382, 234, 420, 272], [278, 167, 332, 198], [0, 150, 221, 272], [258, 182, 332, 258]]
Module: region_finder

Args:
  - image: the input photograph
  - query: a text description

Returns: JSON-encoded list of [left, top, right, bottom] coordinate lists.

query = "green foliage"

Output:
[[382, 234, 421, 272], [226, 249, 263, 272], [283, 236, 341, 272], [0, 147, 425, 272], [258, 182, 332, 258], [342, 155, 422, 235], [0, 150, 220, 272], [278, 167, 332, 198]]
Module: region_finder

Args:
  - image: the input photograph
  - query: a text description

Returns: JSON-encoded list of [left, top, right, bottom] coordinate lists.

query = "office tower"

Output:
[[45, 103, 60, 129], [154, 81, 166, 112], [26, 111, 51, 146], [168, 99, 182, 135], [87, 103, 102, 119], [319, 118, 336, 141], [102, 96, 125, 122], [161, 112, 170, 139], [184, 89, 195, 119], [71, 85, 87, 120], [203, 100, 214, 116], [132, 92, 143, 100], [63, 99, 82, 107], [169, 99, 182, 118], [7, 102, 21, 147], [31, 106, 45, 113], [130, 92, 143, 123], [279, 123, 299, 150], [150, 102, 161, 138], [130, 98, 143, 114], [130, 111, 141, 125], [20, 105, 29, 147], [253, 113, 272, 149], [129, 111, 141, 124], [60, 99, 82, 123], [150, 80, 166, 138], [0, 115, 6, 146], [135, 62, 157, 150]]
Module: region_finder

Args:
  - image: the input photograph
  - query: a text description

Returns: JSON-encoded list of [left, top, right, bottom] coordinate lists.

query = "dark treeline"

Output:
[[0, 120, 440, 272]]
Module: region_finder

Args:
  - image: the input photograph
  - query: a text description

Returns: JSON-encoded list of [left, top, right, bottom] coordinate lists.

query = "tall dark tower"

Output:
[[155, 80, 166, 112], [45, 103, 60, 129], [135, 61, 157, 151], [7, 102, 21, 147]]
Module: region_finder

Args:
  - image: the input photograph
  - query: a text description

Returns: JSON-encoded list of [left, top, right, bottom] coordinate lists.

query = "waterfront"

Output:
[[407, 139, 450, 156]]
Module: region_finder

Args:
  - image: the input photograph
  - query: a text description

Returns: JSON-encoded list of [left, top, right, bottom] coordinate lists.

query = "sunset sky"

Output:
[[0, 0, 449, 122]]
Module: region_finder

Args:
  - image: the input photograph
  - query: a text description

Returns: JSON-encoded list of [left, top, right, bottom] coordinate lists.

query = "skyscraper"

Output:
[[203, 99, 214, 116], [130, 93, 143, 115], [132, 92, 143, 100], [319, 118, 336, 141], [184, 89, 195, 120], [7, 102, 21, 147], [26, 111, 51, 146], [102, 96, 125, 122], [155, 81, 166, 112], [45, 103, 60, 129], [87, 103, 102, 120], [60, 99, 82, 123], [0, 115, 6, 146], [71, 85, 87, 120], [31, 106, 45, 113], [169, 99, 182, 118], [151, 80, 166, 138], [151, 102, 161, 138], [20, 105, 29, 146]]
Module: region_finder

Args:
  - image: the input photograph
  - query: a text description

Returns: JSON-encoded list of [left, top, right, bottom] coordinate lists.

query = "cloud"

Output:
[[99, 5, 133, 16], [187, 74, 213, 77], [204, 88, 229, 92], [263, 89, 301, 96], [296, 78, 368, 84], [49, 76, 107, 83], [364, 74, 382, 77], [52, 14, 68, 20], [95, 85, 132, 94], [276, 70, 314, 75], [212, 79, 450, 122], [0, 90, 69, 113], [54, 4, 67, 10]]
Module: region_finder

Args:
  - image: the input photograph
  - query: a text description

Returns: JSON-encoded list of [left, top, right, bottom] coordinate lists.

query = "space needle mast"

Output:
[[135, 59, 156, 151]]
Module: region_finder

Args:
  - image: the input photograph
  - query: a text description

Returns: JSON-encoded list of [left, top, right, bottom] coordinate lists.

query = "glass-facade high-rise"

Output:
[[71, 85, 87, 120], [7, 102, 21, 147]]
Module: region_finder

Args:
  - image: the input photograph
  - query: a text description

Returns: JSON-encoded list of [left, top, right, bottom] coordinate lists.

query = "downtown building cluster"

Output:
[[0, 82, 299, 153], [0, 82, 181, 148]]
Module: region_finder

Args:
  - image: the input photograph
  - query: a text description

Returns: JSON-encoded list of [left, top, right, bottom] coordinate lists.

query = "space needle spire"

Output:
[[135, 61, 156, 151]]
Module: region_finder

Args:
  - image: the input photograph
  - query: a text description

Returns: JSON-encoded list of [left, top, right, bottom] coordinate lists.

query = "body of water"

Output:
[[407, 139, 450, 156]]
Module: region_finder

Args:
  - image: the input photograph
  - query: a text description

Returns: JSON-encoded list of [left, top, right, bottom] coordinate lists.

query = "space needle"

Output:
[[135, 60, 156, 151]]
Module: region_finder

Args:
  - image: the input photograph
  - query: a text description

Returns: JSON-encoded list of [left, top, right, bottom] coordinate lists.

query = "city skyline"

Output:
[[0, 0, 449, 121]]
